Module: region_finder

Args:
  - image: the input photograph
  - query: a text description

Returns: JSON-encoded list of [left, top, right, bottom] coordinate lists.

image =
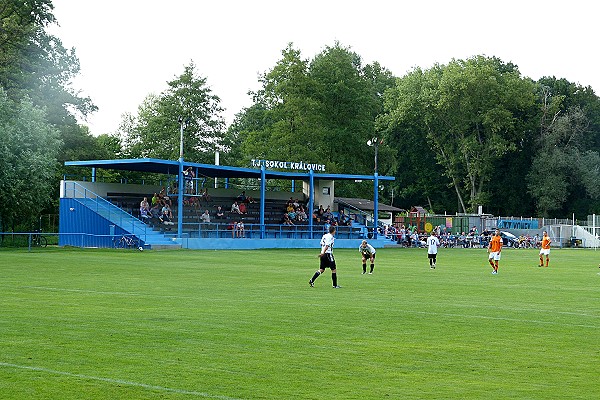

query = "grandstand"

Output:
[[60, 158, 398, 250]]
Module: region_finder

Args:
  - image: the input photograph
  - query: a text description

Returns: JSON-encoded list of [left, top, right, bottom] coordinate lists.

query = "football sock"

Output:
[[311, 271, 321, 282], [370, 264, 374, 273], [362, 263, 366, 273], [332, 273, 337, 287]]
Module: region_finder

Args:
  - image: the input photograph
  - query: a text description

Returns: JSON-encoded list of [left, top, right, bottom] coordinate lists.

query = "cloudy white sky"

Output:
[[49, 0, 597, 136]]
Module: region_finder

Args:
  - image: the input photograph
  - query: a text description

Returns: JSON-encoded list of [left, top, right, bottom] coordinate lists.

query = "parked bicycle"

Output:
[[31, 230, 47, 247], [114, 235, 142, 250]]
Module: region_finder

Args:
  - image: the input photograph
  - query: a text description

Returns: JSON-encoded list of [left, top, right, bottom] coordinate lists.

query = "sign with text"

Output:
[[497, 219, 539, 230], [251, 159, 326, 172]]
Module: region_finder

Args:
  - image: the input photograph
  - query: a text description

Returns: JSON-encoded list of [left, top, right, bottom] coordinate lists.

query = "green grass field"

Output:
[[1, 247, 599, 399]]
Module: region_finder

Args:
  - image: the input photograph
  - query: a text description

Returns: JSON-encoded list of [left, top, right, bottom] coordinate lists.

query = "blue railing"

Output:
[[177, 222, 363, 240]]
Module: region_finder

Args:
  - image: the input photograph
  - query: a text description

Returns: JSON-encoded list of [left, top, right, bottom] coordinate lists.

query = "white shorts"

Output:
[[488, 251, 501, 261], [540, 248, 550, 256]]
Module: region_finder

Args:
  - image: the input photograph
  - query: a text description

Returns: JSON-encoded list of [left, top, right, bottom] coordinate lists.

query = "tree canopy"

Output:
[[120, 62, 225, 163], [2, 0, 600, 229]]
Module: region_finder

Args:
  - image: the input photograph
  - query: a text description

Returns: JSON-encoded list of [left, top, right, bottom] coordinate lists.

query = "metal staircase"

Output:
[[64, 182, 179, 249]]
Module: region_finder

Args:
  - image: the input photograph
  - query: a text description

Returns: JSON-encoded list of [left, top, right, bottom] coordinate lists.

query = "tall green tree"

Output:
[[239, 44, 325, 164], [528, 106, 600, 216], [383, 56, 536, 213], [232, 43, 396, 199], [0, 0, 96, 127], [1, 0, 97, 229], [121, 62, 225, 163], [0, 88, 61, 231], [309, 43, 395, 178]]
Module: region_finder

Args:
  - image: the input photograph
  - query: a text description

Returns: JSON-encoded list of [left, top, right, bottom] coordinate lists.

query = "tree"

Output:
[[1, 1, 96, 230], [528, 106, 600, 216], [233, 43, 396, 199], [383, 56, 537, 213], [121, 62, 225, 163], [0, 88, 61, 231], [239, 44, 325, 164], [308, 43, 395, 180], [0, 0, 96, 128]]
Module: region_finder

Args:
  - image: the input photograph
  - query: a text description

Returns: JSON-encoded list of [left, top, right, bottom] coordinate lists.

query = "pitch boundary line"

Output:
[[0, 362, 243, 400]]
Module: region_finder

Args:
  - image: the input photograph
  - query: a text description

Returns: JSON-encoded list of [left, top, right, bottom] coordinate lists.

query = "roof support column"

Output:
[[177, 158, 184, 239], [373, 172, 379, 239], [308, 169, 314, 239], [260, 165, 266, 239]]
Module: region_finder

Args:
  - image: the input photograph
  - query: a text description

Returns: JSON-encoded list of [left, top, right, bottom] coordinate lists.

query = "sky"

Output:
[[49, 0, 598, 136]]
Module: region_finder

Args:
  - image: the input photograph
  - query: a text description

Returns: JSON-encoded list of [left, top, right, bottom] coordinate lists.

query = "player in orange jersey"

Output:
[[539, 231, 551, 267], [487, 229, 502, 274]]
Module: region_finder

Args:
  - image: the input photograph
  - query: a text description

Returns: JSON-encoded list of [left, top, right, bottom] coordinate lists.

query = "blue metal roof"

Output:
[[64, 158, 395, 181]]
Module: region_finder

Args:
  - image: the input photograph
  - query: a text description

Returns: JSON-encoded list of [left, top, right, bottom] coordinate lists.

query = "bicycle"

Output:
[[31, 231, 47, 247], [114, 235, 142, 250]]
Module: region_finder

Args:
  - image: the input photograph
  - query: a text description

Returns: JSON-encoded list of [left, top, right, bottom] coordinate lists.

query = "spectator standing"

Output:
[[183, 166, 195, 194]]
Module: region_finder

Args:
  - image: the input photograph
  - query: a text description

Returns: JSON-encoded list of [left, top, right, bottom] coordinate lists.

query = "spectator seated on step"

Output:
[[159, 209, 175, 229], [200, 187, 211, 203], [140, 206, 150, 223], [149, 204, 161, 226], [282, 212, 294, 226], [231, 201, 242, 214]]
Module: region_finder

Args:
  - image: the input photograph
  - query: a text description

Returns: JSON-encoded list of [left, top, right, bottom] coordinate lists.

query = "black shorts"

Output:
[[428, 253, 437, 259], [362, 253, 376, 260], [320, 253, 336, 270]]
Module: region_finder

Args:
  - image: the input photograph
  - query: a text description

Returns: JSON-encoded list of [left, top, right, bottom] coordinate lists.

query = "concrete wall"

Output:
[[303, 179, 335, 210]]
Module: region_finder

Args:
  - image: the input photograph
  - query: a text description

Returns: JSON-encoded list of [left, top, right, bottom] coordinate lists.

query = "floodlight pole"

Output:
[[368, 137, 379, 239], [177, 117, 186, 239]]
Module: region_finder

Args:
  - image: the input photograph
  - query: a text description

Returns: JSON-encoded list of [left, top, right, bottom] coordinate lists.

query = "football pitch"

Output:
[[1, 247, 599, 399]]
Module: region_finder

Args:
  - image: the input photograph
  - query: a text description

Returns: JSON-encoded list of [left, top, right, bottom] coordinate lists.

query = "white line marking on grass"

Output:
[[20, 286, 191, 299], [448, 301, 600, 319], [0, 362, 243, 400], [406, 310, 599, 329]]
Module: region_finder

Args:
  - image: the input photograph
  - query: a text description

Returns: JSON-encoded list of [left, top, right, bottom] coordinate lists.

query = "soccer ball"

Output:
[[138, 246, 144, 251]]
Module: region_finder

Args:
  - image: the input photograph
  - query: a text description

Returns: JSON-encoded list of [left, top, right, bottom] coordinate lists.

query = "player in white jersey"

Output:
[[358, 240, 376, 274], [309, 226, 340, 288], [427, 231, 440, 269]]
